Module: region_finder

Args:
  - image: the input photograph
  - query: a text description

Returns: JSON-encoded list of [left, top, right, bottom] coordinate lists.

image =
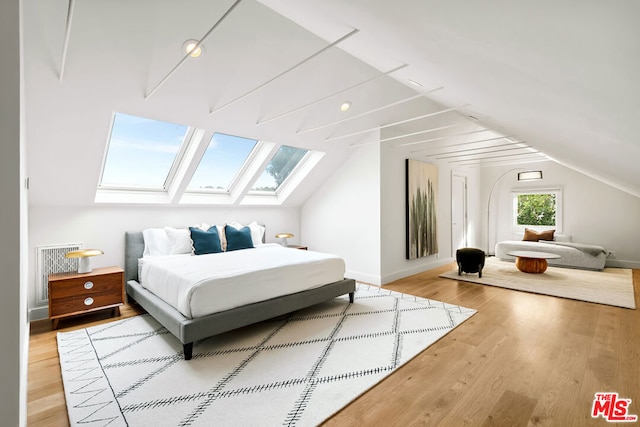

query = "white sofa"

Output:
[[495, 235, 607, 271]]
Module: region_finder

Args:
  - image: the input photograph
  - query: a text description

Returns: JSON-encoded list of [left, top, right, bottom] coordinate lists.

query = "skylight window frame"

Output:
[[184, 134, 263, 196], [247, 145, 311, 196], [96, 112, 193, 193], [95, 112, 324, 206], [248, 150, 310, 197], [241, 149, 325, 206]]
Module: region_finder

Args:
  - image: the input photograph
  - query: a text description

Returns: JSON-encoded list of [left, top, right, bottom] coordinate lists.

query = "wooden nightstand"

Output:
[[48, 266, 125, 329], [287, 245, 308, 250]]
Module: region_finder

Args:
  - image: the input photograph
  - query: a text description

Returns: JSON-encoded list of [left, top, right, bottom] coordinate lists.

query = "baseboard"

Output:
[[381, 257, 455, 285], [345, 270, 382, 286], [28, 306, 49, 322], [605, 259, 640, 269]]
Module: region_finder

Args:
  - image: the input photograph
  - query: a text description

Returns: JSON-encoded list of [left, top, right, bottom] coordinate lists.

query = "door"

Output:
[[451, 174, 467, 256]]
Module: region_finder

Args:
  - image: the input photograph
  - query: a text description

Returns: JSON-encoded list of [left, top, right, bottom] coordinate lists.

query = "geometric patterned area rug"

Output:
[[57, 284, 476, 426], [440, 257, 636, 309]]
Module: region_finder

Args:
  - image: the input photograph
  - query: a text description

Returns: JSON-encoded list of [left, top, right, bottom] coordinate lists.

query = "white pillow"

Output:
[[227, 221, 265, 246], [142, 228, 171, 257], [164, 227, 192, 254]]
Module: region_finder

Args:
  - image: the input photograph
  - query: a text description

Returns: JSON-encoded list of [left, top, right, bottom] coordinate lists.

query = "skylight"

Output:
[[99, 113, 188, 189], [96, 113, 322, 205], [187, 133, 257, 192], [251, 145, 309, 192]]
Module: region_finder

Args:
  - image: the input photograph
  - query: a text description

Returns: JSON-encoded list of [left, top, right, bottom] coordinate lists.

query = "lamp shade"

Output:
[[65, 249, 104, 274]]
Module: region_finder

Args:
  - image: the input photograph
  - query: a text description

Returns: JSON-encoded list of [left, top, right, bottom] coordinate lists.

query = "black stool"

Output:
[[456, 248, 486, 278]]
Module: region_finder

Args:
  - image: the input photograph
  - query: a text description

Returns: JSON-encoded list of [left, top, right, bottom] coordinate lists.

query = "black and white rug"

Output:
[[57, 284, 476, 426]]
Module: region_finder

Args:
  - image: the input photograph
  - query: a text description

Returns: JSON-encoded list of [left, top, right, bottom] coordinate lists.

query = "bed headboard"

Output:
[[124, 225, 267, 283], [124, 231, 145, 283]]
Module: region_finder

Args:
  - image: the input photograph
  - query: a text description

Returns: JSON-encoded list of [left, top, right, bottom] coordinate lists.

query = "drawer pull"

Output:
[[84, 281, 94, 290], [84, 297, 94, 306]]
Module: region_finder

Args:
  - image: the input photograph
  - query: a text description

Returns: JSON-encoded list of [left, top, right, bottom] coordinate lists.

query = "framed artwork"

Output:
[[406, 159, 438, 260]]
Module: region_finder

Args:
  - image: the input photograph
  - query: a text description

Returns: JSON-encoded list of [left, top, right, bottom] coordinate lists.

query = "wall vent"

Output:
[[35, 243, 83, 306]]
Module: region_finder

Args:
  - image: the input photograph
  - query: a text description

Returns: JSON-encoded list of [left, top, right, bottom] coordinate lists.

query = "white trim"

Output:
[[605, 259, 640, 269], [381, 257, 454, 285]]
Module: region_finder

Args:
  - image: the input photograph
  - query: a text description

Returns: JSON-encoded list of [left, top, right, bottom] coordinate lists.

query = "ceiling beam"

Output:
[[415, 137, 520, 154], [434, 145, 534, 160], [257, 64, 409, 125], [450, 151, 543, 164], [58, 0, 75, 81], [297, 86, 443, 135], [145, 0, 243, 99], [397, 128, 492, 148], [326, 105, 465, 142], [209, 28, 360, 114], [349, 122, 471, 147]]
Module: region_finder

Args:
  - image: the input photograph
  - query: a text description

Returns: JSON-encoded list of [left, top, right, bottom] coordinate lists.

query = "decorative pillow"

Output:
[[225, 225, 254, 251], [189, 226, 222, 255], [164, 227, 193, 254], [142, 228, 171, 257], [227, 221, 265, 246], [522, 228, 555, 242]]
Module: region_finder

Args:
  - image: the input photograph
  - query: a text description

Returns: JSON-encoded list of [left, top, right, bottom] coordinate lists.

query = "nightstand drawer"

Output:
[[49, 272, 122, 300], [49, 290, 123, 317]]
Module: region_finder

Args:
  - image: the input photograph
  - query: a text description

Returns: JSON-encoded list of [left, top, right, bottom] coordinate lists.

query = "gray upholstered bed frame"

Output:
[[124, 231, 355, 360]]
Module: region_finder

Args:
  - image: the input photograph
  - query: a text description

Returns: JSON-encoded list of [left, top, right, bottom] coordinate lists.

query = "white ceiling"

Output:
[[24, 0, 640, 207]]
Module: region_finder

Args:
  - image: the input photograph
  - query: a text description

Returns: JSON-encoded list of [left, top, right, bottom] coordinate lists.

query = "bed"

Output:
[[124, 229, 356, 360]]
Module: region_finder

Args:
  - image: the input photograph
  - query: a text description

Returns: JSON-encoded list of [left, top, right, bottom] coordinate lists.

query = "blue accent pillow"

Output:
[[225, 225, 254, 252], [189, 226, 222, 255]]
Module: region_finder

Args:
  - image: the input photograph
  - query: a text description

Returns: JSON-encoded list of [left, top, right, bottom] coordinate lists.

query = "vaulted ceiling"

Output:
[[24, 0, 640, 207]]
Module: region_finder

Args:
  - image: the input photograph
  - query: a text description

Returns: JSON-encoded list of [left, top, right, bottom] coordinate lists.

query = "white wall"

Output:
[[28, 205, 301, 319], [0, 0, 27, 424], [301, 142, 382, 284], [302, 131, 484, 285], [483, 161, 640, 267], [379, 142, 482, 284]]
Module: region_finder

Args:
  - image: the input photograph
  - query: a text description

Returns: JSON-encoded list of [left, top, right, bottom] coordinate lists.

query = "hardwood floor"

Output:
[[27, 264, 639, 426]]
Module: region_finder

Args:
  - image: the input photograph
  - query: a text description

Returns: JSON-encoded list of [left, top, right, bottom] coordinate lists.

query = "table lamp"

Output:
[[275, 233, 293, 246], [65, 249, 104, 274]]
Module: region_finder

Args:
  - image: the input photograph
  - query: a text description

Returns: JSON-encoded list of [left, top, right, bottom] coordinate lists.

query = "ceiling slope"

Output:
[[23, 0, 639, 207], [259, 0, 640, 197]]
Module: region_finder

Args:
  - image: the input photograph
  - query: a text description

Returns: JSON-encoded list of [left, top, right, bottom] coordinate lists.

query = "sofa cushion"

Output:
[[523, 228, 555, 242]]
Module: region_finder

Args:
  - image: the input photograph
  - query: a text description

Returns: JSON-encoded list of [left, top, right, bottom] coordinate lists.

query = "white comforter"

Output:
[[139, 244, 346, 319]]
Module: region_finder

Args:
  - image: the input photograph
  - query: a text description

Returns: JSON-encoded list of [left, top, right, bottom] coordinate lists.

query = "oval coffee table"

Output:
[[506, 251, 561, 274]]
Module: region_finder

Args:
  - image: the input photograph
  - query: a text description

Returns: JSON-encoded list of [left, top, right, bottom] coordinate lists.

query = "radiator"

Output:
[[35, 243, 83, 306]]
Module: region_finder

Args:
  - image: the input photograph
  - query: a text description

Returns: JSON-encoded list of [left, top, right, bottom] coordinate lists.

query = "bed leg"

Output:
[[349, 292, 354, 303], [183, 343, 193, 360]]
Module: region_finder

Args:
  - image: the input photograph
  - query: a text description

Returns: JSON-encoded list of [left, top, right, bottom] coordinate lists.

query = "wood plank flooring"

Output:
[[27, 264, 640, 426]]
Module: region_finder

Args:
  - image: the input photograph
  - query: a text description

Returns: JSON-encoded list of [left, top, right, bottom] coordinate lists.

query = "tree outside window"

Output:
[[512, 189, 562, 231], [516, 193, 556, 226]]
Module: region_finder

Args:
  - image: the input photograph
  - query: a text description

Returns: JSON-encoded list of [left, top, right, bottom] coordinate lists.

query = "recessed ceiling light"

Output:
[[340, 101, 352, 112], [183, 39, 203, 58], [408, 79, 422, 87]]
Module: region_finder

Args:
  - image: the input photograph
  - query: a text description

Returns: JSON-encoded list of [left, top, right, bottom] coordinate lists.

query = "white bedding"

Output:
[[138, 244, 346, 319]]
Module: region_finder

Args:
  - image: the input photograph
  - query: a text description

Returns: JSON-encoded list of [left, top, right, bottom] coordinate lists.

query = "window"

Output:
[[512, 189, 562, 231], [187, 133, 257, 192], [251, 145, 309, 192], [97, 112, 321, 205], [99, 113, 188, 189]]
